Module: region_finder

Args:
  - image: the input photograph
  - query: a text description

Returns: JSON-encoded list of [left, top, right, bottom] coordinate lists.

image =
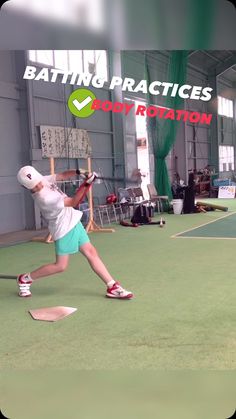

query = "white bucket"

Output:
[[172, 199, 183, 215]]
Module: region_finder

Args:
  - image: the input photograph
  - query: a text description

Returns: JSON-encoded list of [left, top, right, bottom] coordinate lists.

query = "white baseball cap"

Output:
[[17, 166, 44, 190]]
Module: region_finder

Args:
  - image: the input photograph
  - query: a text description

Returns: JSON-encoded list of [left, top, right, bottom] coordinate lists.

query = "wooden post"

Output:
[[50, 157, 55, 176], [44, 158, 55, 242], [31, 158, 54, 244], [86, 157, 115, 233]]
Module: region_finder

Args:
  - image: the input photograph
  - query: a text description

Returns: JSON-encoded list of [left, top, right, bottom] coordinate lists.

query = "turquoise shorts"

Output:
[[55, 222, 90, 256]]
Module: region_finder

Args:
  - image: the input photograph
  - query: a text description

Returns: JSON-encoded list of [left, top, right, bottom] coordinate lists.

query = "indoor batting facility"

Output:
[[0, 49, 236, 371]]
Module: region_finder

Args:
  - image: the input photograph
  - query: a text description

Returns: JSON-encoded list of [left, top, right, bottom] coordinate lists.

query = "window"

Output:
[[95, 50, 108, 80], [68, 50, 83, 74], [81, 50, 108, 80], [218, 96, 233, 118], [219, 145, 234, 172], [83, 50, 96, 74], [28, 50, 53, 66], [54, 50, 69, 71], [28, 50, 108, 81]]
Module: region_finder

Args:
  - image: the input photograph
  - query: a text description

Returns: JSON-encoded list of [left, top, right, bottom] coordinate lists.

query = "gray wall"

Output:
[[184, 67, 210, 177], [0, 51, 34, 234]]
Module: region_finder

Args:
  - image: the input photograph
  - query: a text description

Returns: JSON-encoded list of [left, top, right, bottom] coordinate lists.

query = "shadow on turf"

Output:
[[5, 284, 127, 300], [6, 286, 59, 299], [4, 286, 134, 300], [71, 287, 133, 300]]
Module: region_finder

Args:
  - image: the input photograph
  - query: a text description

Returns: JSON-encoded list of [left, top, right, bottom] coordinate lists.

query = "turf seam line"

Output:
[[172, 236, 236, 240], [171, 211, 236, 239]]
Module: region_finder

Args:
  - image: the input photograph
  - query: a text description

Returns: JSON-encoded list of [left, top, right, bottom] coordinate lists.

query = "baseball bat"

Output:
[[95, 176, 137, 183], [79, 169, 137, 183], [0, 274, 17, 279]]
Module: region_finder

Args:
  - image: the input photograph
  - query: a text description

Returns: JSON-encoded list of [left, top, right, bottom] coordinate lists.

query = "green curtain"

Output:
[[146, 51, 188, 198], [187, 0, 215, 49]]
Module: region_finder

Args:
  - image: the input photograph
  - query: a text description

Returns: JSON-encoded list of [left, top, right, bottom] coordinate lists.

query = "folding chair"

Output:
[[125, 187, 154, 216], [132, 187, 150, 205], [147, 184, 169, 213], [117, 188, 133, 219], [109, 202, 124, 222], [93, 197, 111, 227]]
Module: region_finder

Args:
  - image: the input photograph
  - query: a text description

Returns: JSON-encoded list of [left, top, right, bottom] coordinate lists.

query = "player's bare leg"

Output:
[[80, 242, 133, 299], [17, 255, 69, 297]]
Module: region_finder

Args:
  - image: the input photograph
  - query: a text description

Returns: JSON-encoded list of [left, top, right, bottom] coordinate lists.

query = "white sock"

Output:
[[107, 280, 116, 288]]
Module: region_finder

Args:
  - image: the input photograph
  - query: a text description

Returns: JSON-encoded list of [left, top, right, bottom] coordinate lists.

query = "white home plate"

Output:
[[29, 306, 77, 322]]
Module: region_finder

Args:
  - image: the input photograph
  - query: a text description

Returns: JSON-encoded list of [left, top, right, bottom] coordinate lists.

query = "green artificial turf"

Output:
[[176, 212, 236, 238], [0, 200, 236, 370]]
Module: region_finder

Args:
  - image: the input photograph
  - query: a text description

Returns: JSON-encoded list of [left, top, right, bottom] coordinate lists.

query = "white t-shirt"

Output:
[[32, 175, 82, 240]]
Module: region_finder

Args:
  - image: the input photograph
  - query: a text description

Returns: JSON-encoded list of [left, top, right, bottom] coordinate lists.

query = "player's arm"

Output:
[[56, 169, 88, 182], [64, 185, 87, 207], [64, 172, 97, 207]]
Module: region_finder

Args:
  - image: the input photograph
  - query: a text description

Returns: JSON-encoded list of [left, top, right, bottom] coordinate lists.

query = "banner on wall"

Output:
[[40, 125, 92, 159], [218, 185, 236, 198]]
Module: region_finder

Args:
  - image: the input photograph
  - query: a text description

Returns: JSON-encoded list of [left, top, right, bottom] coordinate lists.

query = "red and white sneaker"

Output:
[[17, 273, 32, 297], [106, 281, 133, 299]]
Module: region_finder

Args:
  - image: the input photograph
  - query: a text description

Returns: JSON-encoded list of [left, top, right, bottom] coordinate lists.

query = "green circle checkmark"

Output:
[[67, 88, 97, 118]]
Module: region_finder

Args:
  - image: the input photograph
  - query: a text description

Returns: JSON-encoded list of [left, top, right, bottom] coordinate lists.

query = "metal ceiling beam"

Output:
[[187, 63, 208, 77], [218, 75, 234, 86], [214, 53, 236, 77], [202, 50, 221, 63], [188, 50, 199, 57]]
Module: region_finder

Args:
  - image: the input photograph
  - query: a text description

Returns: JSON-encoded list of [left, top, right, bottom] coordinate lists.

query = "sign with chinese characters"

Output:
[[40, 125, 92, 159]]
